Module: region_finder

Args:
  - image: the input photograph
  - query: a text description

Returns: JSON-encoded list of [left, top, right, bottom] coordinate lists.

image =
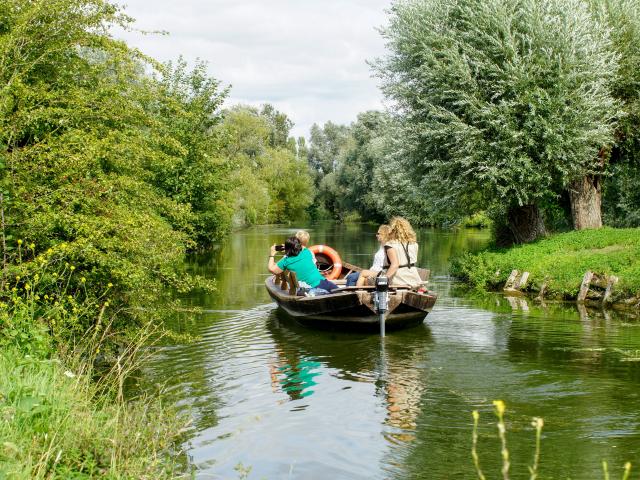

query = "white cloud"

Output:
[[115, 0, 392, 137]]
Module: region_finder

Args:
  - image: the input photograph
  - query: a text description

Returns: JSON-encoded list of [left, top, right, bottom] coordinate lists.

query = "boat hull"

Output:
[[265, 277, 437, 330]]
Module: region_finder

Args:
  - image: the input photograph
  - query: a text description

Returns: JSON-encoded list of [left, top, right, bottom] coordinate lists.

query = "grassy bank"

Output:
[[451, 228, 640, 302], [0, 346, 187, 479], [0, 270, 188, 478]]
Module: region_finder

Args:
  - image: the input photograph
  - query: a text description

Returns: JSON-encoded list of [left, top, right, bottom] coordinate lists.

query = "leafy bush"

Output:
[[0, 0, 220, 344]]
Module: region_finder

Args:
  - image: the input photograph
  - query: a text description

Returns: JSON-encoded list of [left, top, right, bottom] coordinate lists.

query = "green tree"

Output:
[[307, 121, 353, 218], [335, 111, 392, 221], [375, 0, 620, 243], [0, 0, 216, 341], [150, 58, 232, 246], [220, 105, 313, 226], [260, 103, 295, 151], [307, 121, 353, 177], [599, 0, 640, 227]]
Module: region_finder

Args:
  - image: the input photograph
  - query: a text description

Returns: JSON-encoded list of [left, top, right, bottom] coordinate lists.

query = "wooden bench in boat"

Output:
[[274, 270, 300, 295]]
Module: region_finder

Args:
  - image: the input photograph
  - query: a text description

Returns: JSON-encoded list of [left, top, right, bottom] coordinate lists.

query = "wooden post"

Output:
[[504, 270, 519, 289], [515, 271, 529, 290], [504, 270, 529, 296], [536, 279, 549, 302], [603, 275, 618, 304], [577, 271, 593, 303]]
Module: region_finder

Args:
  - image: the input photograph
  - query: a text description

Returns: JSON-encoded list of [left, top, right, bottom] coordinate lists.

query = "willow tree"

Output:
[[599, 0, 640, 227], [375, 0, 620, 242]]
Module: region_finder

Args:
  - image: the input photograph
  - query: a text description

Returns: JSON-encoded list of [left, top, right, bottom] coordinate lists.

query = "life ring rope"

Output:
[[309, 244, 343, 280]]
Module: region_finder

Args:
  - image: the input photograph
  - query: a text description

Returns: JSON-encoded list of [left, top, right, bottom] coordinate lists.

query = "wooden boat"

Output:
[[265, 261, 437, 330]]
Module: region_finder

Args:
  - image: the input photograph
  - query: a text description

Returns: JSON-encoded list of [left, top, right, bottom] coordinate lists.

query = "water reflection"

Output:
[[270, 356, 322, 401], [268, 311, 433, 448]]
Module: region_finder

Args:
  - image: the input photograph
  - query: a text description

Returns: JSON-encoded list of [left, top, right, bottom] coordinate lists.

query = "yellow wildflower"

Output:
[[493, 400, 506, 416], [29, 243, 35, 250], [70, 265, 75, 271], [81, 277, 86, 283]]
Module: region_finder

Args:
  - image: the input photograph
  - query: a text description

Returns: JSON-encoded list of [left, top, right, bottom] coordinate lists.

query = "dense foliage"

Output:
[[220, 105, 313, 226], [304, 0, 640, 237], [0, 1, 314, 475], [600, 0, 640, 227], [374, 0, 619, 239], [0, 0, 314, 348]]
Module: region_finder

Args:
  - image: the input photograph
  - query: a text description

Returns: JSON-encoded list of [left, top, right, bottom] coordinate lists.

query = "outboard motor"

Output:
[[374, 275, 389, 336]]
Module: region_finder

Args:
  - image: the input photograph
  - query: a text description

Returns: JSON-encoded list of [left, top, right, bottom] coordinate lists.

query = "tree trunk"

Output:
[[506, 204, 546, 245], [568, 175, 602, 230]]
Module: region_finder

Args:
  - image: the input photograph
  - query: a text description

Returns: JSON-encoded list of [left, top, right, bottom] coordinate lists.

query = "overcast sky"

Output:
[[115, 0, 393, 138]]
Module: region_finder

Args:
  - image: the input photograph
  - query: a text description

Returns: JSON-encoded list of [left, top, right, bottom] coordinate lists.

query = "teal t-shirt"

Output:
[[277, 248, 324, 288]]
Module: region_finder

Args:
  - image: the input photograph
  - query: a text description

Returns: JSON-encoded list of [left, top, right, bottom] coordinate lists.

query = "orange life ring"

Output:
[[309, 244, 342, 280]]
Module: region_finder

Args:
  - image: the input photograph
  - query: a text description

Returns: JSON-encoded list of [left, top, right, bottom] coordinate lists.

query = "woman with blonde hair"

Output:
[[353, 224, 392, 287], [383, 217, 422, 287]]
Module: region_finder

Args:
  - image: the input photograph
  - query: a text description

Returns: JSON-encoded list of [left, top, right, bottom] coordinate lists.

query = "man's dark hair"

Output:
[[284, 236, 302, 257]]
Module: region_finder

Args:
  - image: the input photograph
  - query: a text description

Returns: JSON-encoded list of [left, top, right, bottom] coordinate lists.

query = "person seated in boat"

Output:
[[383, 216, 423, 288], [295, 230, 316, 264], [268, 236, 339, 293], [295, 230, 310, 247], [349, 224, 391, 287]]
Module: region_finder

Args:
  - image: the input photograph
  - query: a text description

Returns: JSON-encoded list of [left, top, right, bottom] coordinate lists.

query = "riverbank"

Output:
[[0, 289, 188, 478], [0, 348, 187, 479], [450, 227, 640, 306]]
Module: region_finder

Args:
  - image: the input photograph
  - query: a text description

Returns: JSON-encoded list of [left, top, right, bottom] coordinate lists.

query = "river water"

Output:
[[141, 224, 640, 479]]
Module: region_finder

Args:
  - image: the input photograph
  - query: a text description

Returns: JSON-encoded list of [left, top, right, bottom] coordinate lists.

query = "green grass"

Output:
[[0, 268, 189, 479], [0, 347, 187, 479], [451, 227, 640, 301]]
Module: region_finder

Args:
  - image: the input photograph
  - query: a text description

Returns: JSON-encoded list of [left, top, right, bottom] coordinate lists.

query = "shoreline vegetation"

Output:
[[0, 347, 188, 479], [451, 228, 640, 309]]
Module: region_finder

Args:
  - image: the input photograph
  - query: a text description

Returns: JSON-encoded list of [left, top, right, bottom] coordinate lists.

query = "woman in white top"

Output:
[[384, 217, 422, 287], [355, 224, 391, 287]]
